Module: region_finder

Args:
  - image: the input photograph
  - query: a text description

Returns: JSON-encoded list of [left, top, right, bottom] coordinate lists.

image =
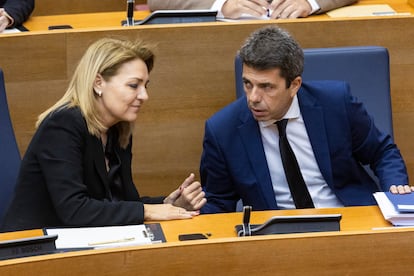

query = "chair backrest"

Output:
[[0, 69, 21, 226], [234, 46, 393, 138]]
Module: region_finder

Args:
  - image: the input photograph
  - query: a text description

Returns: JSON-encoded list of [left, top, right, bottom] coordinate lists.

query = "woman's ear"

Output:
[[93, 73, 104, 91]]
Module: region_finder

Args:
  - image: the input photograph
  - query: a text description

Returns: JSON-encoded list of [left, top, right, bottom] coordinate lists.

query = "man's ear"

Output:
[[289, 76, 302, 97]]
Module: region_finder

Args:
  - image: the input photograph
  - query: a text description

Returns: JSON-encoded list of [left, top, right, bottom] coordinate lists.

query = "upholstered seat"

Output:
[[0, 69, 21, 226]]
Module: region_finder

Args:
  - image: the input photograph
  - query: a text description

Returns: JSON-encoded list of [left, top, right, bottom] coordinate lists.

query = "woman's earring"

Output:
[[94, 89, 102, 97]]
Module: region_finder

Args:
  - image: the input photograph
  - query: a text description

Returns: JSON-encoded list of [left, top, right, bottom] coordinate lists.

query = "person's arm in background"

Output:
[[148, 0, 357, 19], [147, 0, 271, 19], [1, 0, 34, 31], [314, 0, 357, 14]]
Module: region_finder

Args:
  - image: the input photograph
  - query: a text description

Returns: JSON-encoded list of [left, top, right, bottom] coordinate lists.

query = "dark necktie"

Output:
[[276, 119, 314, 209]]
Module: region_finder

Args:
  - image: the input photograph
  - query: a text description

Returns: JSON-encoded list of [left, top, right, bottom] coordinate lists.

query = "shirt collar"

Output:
[[259, 95, 300, 128]]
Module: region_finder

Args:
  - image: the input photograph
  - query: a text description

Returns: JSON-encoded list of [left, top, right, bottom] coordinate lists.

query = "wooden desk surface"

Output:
[[160, 205, 393, 241], [0, 205, 394, 242], [1, 206, 414, 275]]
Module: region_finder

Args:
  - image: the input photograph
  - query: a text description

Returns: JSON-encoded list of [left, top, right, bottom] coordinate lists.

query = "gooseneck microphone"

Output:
[[126, 0, 135, 26]]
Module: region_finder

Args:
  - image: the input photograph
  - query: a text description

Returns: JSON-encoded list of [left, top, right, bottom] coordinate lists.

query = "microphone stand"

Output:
[[126, 0, 135, 26]]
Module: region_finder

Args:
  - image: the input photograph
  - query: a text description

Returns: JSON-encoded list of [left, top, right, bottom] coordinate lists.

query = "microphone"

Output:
[[241, 205, 252, 236], [126, 0, 135, 26]]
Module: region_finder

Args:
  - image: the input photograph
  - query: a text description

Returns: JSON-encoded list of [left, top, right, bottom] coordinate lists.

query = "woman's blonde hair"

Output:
[[36, 37, 155, 148]]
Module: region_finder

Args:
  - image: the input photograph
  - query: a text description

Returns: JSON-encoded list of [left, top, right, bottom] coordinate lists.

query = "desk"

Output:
[[23, 11, 150, 30], [1, 1, 414, 197], [1, 206, 414, 275]]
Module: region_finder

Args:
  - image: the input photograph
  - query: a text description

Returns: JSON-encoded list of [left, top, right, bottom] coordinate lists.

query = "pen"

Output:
[[88, 237, 135, 246], [372, 11, 411, 16], [267, 0, 273, 18], [126, 0, 135, 26]]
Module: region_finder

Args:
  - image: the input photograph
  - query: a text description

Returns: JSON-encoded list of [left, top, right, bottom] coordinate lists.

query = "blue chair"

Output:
[[0, 69, 21, 226], [235, 46, 393, 138]]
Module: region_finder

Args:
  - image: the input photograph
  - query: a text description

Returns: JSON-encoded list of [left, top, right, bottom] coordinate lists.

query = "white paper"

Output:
[[1, 28, 22, 34], [45, 224, 153, 249], [327, 4, 398, 18], [217, 14, 270, 22]]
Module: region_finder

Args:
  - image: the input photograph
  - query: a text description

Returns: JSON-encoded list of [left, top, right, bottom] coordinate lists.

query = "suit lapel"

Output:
[[297, 89, 334, 186], [116, 142, 139, 200], [91, 135, 111, 197], [238, 108, 278, 209]]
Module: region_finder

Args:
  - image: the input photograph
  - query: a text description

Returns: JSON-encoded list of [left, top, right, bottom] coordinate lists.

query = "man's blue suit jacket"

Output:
[[200, 81, 408, 213]]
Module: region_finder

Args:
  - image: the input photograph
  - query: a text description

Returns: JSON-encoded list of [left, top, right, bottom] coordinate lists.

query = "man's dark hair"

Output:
[[238, 26, 304, 88]]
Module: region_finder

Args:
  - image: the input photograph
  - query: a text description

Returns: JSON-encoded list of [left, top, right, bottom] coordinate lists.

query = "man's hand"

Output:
[[222, 0, 270, 19], [164, 173, 207, 211], [269, 0, 312, 19], [389, 185, 414, 194]]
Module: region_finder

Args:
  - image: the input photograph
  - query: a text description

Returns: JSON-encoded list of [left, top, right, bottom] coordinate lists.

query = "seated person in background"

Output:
[[1, 37, 206, 232], [0, 0, 34, 32], [200, 25, 412, 214], [147, 0, 357, 20]]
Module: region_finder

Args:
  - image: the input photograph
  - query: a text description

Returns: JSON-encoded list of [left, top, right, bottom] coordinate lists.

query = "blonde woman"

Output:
[[1, 37, 206, 232]]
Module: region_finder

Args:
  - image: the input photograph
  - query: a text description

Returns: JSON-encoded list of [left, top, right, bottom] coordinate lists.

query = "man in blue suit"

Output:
[[200, 26, 412, 214]]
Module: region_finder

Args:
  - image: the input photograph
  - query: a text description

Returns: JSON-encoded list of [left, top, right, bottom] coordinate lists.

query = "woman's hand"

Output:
[[389, 185, 414, 194], [164, 173, 207, 211], [143, 203, 199, 221]]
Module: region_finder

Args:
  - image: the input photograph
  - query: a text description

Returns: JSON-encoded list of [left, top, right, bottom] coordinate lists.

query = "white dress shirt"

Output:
[[259, 96, 343, 209]]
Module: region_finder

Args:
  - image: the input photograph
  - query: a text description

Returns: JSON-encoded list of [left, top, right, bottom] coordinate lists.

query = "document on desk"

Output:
[[1, 28, 21, 34], [327, 4, 411, 18], [45, 223, 165, 249], [217, 14, 269, 22], [373, 192, 414, 226]]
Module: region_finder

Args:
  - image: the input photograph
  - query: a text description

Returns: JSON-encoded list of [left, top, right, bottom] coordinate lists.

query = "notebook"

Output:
[[385, 192, 414, 213]]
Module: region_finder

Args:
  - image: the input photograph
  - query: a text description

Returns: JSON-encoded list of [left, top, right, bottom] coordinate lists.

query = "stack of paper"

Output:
[[373, 192, 414, 226], [45, 223, 164, 249]]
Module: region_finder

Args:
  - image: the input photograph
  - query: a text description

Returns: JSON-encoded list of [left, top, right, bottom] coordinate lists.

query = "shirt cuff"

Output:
[[307, 0, 321, 14], [211, 0, 228, 18]]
